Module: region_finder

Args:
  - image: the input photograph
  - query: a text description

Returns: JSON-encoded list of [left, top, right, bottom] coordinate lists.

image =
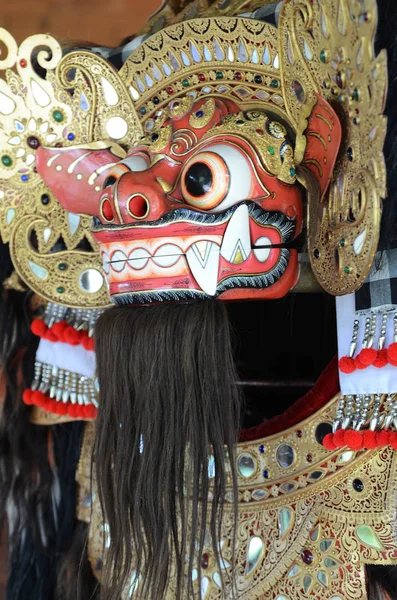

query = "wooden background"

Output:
[[0, 0, 161, 46], [0, 3, 163, 596]]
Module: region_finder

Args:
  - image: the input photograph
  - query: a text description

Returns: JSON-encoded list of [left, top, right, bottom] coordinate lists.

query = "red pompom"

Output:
[[63, 326, 80, 346], [31, 390, 45, 406], [46, 399, 58, 413], [389, 432, 397, 450], [68, 404, 79, 418], [22, 389, 33, 405], [52, 321, 68, 340], [357, 348, 378, 367], [322, 433, 336, 450], [354, 356, 367, 370], [362, 430, 378, 449], [81, 335, 91, 351], [334, 429, 346, 447], [31, 319, 48, 337], [374, 348, 388, 368], [87, 337, 95, 352], [388, 342, 397, 366], [60, 404, 69, 416], [376, 430, 391, 447], [45, 331, 58, 343], [344, 429, 363, 450], [84, 405, 98, 419], [338, 356, 356, 374]]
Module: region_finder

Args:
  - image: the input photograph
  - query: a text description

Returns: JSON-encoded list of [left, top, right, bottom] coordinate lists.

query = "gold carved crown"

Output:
[[0, 0, 387, 303]]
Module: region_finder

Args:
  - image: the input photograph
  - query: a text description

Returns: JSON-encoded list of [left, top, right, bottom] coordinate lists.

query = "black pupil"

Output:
[[185, 162, 213, 197]]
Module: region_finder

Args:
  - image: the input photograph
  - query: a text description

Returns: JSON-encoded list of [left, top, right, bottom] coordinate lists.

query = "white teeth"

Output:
[[221, 204, 251, 264], [152, 243, 183, 267], [102, 252, 110, 274], [111, 250, 127, 272], [128, 248, 150, 270], [253, 236, 271, 262], [186, 241, 220, 296]]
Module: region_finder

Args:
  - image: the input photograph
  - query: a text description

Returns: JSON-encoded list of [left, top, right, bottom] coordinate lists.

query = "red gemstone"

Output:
[[306, 453, 313, 463], [55, 142, 63, 148], [296, 430, 303, 438], [234, 72, 243, 81], [166, 86, 174, 95], [19, 59, 27, 68], [27, 135, 40, 149], [198, 73, 206, 82], [301, 549, 314, 565], [255, 129, 264, 135], [200, 553, 209, 569], [335, 71, 344, 89]]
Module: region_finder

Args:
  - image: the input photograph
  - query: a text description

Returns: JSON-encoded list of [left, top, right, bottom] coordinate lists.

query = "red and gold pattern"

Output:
[[78, 390, 397, 599]]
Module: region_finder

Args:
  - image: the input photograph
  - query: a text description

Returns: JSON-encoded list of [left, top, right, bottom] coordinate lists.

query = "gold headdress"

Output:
[[0, 0, 387, 300]]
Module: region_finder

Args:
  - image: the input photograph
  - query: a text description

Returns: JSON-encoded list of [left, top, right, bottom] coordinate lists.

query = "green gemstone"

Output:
[[1, 155, 12, 167], [324, 557, 338, 568], [216, 71, 224, 80], [317, 570, 328, 587], [268, 146, 275, 155], [290, 167, 296, 177], [344, 266, 351, 274], [320, 540, 333, 552], [58, 263, 68, 271], [57, 286, 65, 293], [278, 508, 292, 538], [53, 110, 64, 122], [340, 238, 345, 247], [271, 79, 279, 88], [139, 106, 147, 115], [303, 575, 312, 593], [320, 50, 327, 63], [353, 88, 359, 101], [182, 78, 190, 87], [356, 525, 384, 550], [236, 119, 244, 125]]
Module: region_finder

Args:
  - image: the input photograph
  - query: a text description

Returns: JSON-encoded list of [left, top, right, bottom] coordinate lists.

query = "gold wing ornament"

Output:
[[278, 0, 387, 294], [0, 30, 142, 308]]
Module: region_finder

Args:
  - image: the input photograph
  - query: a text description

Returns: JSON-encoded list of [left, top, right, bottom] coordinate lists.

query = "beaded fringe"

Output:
[[323, 394, 397, 450], [339, 311, 397, 373], [23, 360, 98, 419]]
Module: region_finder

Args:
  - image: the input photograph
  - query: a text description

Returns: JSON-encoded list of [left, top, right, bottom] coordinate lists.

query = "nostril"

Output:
[[103, 175, 117, 190], [101, 197, 115, 222], [127, 194, 150, 219]]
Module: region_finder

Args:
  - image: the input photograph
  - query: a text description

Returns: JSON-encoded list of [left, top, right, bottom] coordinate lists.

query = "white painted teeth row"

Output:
[[103, 205, 275, 276]]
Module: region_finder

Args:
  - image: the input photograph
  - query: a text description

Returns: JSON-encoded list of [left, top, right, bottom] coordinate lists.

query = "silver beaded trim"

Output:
[[31, 360, 98, 407], [43, 302, 105, 337], [333, 393, 397, 433]]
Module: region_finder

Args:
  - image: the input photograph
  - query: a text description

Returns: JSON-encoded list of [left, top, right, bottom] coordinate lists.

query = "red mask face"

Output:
[[37, 95, 341, 304]]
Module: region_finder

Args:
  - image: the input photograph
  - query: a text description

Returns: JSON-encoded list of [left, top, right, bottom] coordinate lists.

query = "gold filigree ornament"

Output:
[[0, 30, 142, 308], [1, 0, 386, 299], [78, 393, 397, 599], [117, 0, 387, 295]]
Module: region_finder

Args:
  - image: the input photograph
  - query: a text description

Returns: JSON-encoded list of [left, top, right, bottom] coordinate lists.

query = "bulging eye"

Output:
[[181, 144, 254, 212]]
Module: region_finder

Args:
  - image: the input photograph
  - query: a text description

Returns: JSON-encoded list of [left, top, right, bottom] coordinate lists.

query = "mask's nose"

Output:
[[98, 164, 179, 225]]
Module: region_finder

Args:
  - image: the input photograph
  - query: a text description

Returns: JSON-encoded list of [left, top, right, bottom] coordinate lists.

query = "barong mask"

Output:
[[31, 0, 386, 303], [0, 1, 394, 600]]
